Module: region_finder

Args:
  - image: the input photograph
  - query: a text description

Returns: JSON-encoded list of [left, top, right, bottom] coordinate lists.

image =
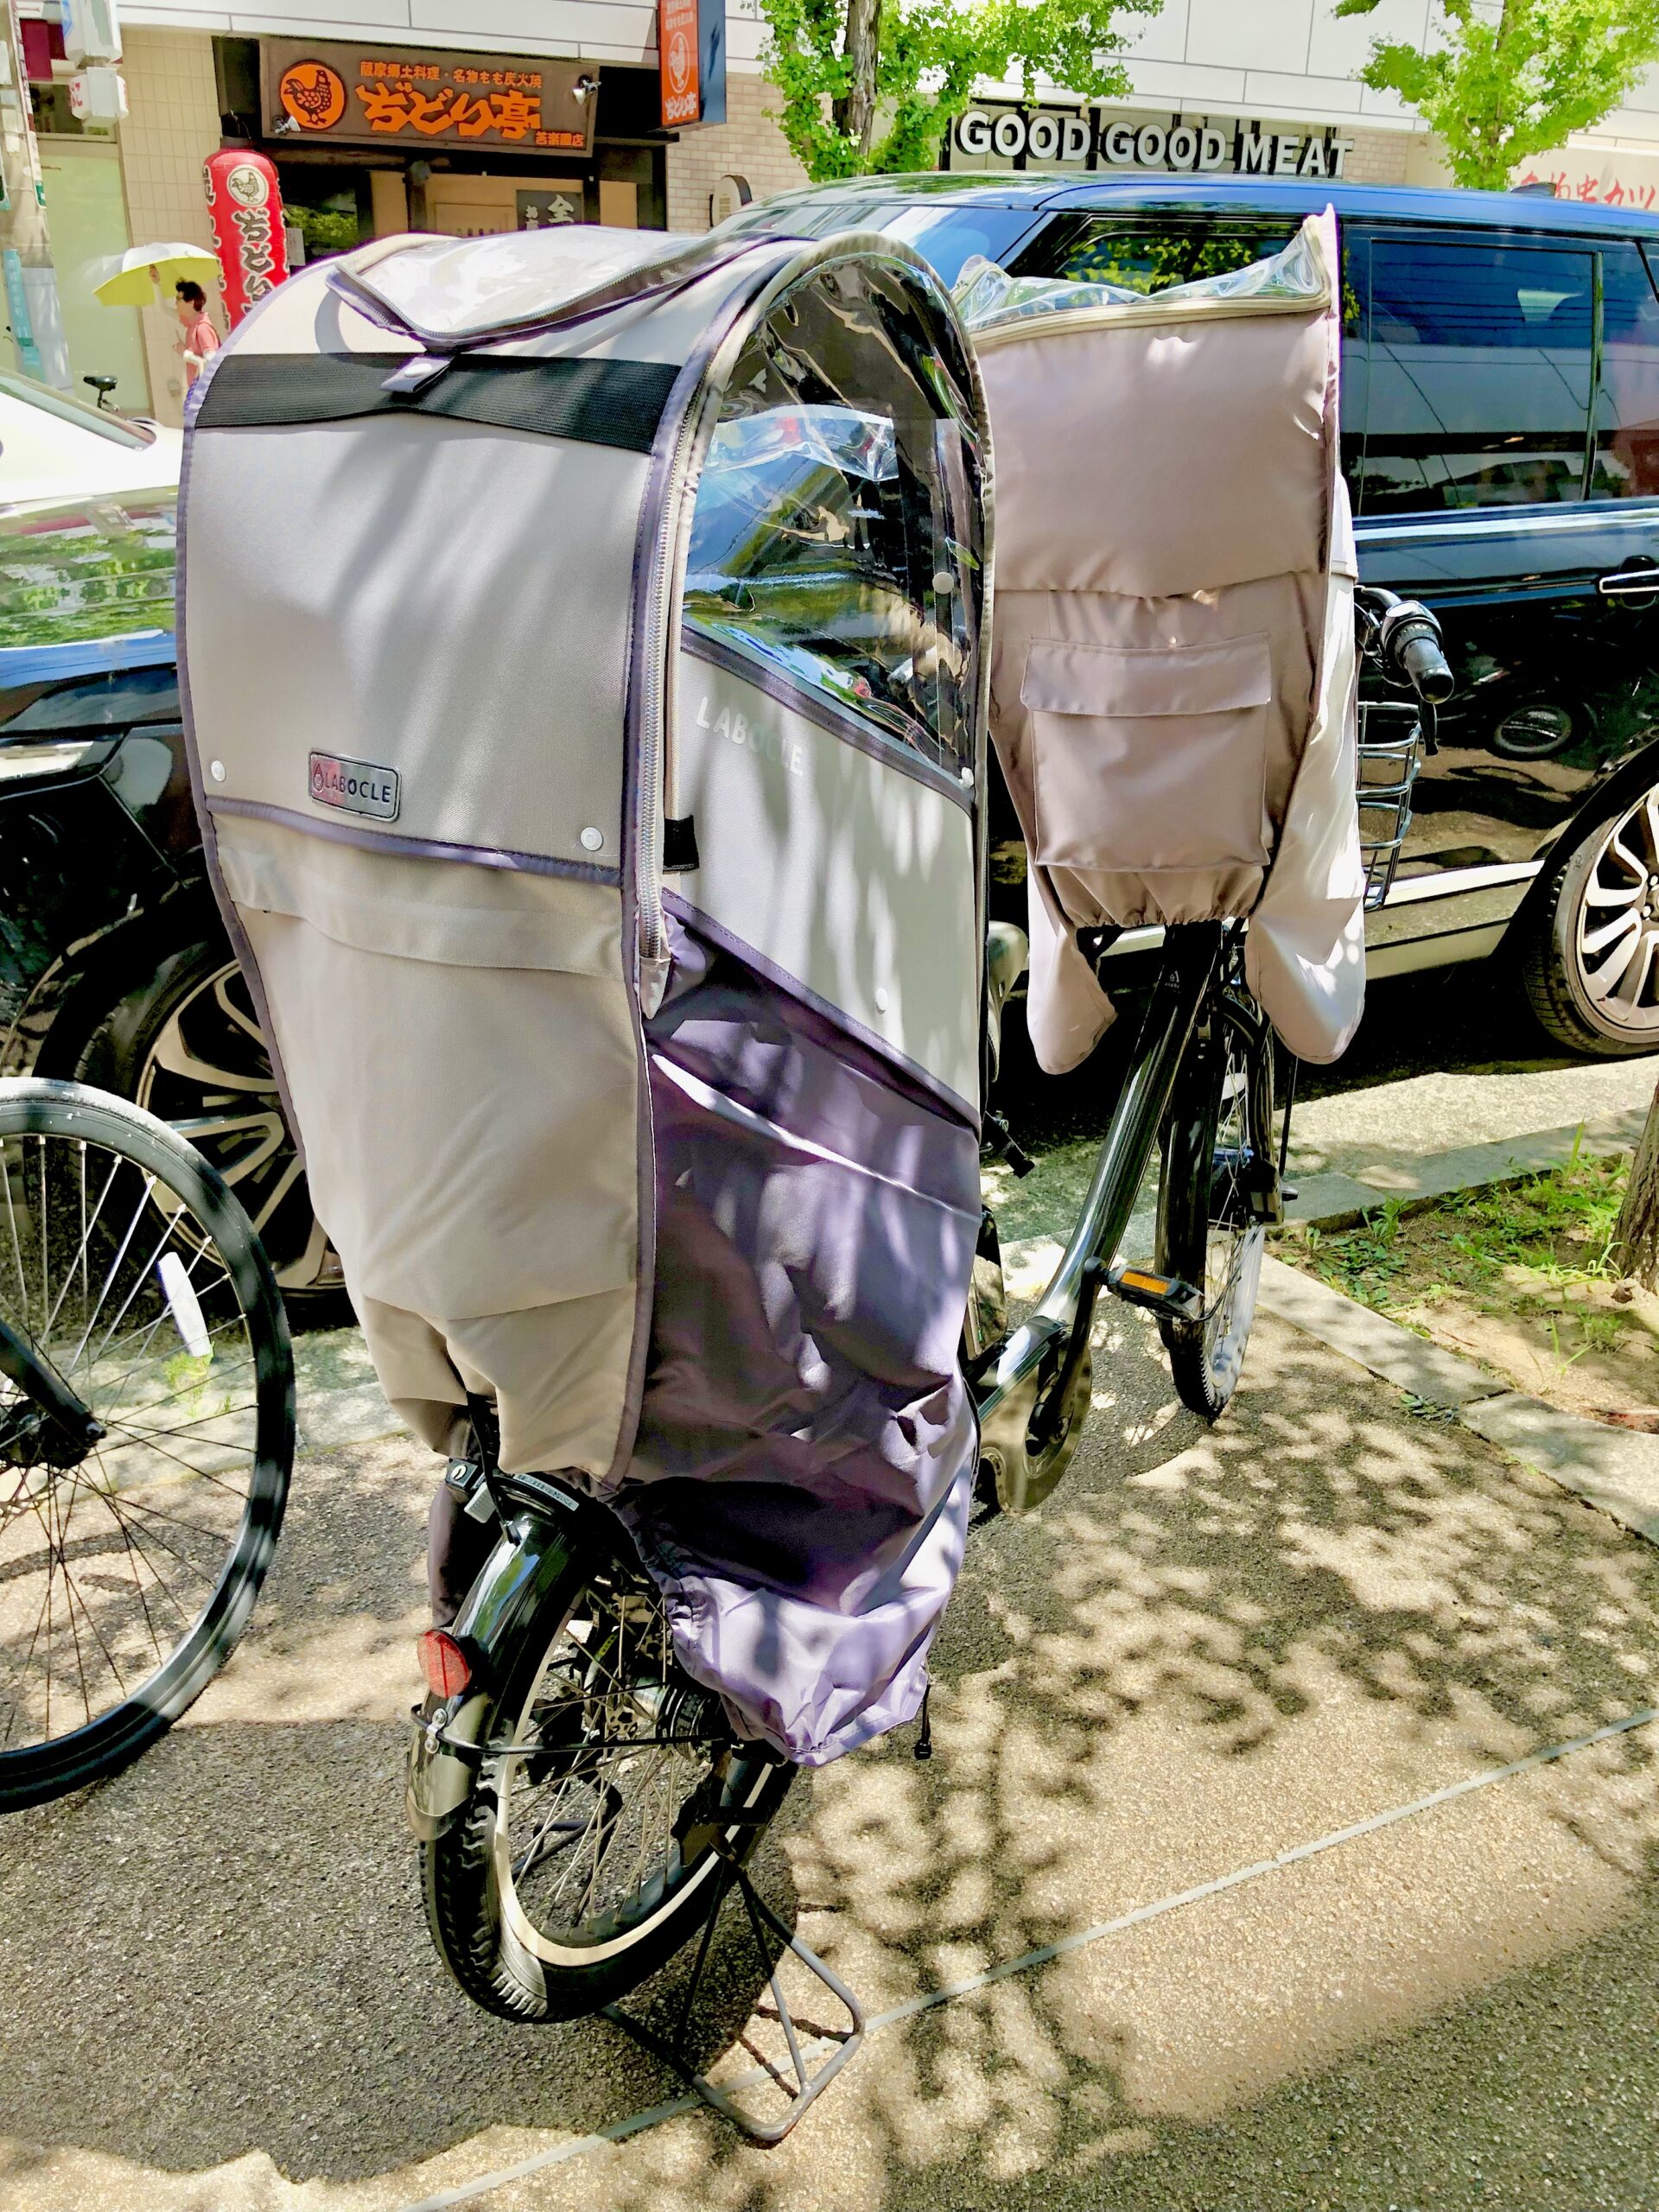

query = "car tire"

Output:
[[1521, 779, 1659, 1058], [75, 937, 337, 1288]]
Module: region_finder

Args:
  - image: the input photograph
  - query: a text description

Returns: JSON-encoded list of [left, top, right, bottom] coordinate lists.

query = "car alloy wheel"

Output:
[[130, 953, 338, 1290], [1570, 790, 1659, 1039]]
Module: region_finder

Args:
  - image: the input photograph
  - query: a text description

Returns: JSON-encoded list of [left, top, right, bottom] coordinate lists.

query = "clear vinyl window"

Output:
[[683, 259, 984, 779]]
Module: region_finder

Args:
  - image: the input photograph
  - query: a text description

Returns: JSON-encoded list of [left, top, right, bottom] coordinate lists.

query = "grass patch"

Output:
[[1285, 1143, 1657, 1422], [1299, 1144, 1627, 1315]]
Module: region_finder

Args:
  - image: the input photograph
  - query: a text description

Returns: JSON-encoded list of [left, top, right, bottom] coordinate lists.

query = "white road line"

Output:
[[397, 1704, 1659, 2212]]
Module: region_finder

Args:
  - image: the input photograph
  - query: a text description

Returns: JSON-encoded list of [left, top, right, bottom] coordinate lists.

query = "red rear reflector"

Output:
[[418, 1628, 471, 1700]]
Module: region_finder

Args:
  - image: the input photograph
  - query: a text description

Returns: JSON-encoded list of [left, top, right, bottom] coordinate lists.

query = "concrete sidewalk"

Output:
[[1281, 1051, 1656, 1228], [3, 1306, 1658, 2212]]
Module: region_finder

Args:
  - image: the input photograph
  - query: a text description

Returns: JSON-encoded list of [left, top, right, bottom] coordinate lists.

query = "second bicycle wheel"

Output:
[[0, 1079, 293, 1811], [1154, 998, 1274, 1421]]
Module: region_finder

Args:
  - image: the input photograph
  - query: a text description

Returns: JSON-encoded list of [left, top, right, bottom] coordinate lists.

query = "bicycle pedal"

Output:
[[1107, 1264, 1205, 1322]]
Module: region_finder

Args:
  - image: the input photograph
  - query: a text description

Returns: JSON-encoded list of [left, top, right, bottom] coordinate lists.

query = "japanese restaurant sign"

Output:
[[658, 0, 700, 128], [204, 149, 289, 326], [261, 40, 597, 155]]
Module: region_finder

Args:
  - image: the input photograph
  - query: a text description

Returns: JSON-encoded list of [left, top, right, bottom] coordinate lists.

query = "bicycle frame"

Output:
[[972, 922, 1225, 1512]]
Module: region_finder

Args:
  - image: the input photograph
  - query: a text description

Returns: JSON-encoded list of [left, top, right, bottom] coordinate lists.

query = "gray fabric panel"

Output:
[[358, 1287, 639, 1480], [675, 652, 979, 1111], [214, 811, 623, 976], [183, 416, 644, 870], [233, 832, 639, 1324]]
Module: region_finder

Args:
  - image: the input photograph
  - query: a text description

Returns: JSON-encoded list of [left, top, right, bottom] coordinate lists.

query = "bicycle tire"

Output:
[[0, 1078, 294, 1810], [1154, 995, 1273, 1421], [423, 1519, 795, 2022]]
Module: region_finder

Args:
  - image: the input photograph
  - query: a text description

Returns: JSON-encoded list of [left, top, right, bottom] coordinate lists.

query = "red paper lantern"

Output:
[[203, 150, 289, 327]]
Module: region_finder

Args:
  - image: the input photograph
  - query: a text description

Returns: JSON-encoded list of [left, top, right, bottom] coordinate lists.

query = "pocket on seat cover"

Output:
[[1022, 632, 1273, 874]]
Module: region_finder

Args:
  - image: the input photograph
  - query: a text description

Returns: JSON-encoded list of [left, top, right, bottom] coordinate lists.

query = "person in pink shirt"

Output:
[[174, 279, 220, 387]]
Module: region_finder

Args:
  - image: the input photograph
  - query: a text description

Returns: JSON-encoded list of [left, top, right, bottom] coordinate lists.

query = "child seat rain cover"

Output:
[[178, 226, 990, 1765], [963, 212, 1362, 1072]]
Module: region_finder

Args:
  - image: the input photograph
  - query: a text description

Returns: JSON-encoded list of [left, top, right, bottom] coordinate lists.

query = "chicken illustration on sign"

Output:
[[262, 41, 595, 154]]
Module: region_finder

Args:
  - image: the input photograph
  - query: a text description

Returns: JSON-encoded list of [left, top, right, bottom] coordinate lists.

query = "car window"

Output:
[[718, 197, 1034, 291], [2, 664, 180, 730], [1590, 243, 1659, 501], [683, 259, 984, 780], [1350, 234, 1594, 515], [875, 205, 1035, 288], [1014, 214, 1296, 294]]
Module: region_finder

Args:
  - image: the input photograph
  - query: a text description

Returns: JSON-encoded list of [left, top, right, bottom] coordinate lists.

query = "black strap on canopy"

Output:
[[194, 351, 680, 454]]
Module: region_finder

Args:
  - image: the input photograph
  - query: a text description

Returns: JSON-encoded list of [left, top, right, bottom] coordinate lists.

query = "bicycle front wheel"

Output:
[[1154, 999, 1273, 1421], [0, 1079, 294, 1810]]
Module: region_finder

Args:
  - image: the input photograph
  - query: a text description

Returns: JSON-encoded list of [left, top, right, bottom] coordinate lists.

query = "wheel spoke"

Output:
[[1586, 918, 1648, 1000]]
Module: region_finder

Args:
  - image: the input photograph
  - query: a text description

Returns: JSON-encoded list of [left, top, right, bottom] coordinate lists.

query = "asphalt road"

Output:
[[3, 1300, 1657, 2212]]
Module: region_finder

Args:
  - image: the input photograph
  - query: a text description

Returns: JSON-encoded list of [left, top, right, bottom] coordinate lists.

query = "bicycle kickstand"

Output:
[[601, 1814, 865, 2144]]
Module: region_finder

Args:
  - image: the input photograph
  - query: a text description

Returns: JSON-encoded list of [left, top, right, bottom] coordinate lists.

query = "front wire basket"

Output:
[[1357, 699, 1423, 911]]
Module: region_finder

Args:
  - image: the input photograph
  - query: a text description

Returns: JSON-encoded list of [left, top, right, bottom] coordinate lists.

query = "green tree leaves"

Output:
[[756, 0, 1162, 181], [1336, 0, 1659, 190]]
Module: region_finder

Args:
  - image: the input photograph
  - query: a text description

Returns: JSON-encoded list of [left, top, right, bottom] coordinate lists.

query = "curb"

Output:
[[1258, 1255, 1659, 1547], [1285, 1104, 1648, 1231]]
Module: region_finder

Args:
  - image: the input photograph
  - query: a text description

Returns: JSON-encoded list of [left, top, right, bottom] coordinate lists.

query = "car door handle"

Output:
[[1598, 564, 1659, 597]]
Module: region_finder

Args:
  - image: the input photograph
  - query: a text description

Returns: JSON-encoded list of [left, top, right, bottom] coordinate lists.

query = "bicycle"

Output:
[[403, 593, 1452, 2093], [0, 1078, 295, 1811]]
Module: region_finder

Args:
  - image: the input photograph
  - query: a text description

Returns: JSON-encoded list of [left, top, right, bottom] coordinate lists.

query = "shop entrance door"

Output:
[[424, 175, 637, 236]]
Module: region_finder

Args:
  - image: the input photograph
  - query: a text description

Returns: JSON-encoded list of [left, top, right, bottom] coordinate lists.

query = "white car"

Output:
[[0, 369, 180, 506]]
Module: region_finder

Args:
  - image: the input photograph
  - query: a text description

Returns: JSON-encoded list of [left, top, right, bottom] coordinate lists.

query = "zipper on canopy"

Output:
[[634, 381, 715, 1014]]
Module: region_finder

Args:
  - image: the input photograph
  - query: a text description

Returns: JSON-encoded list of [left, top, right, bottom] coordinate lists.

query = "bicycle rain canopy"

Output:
[[177, 224, 990, 1765], [958, 212, 1364, 1071]]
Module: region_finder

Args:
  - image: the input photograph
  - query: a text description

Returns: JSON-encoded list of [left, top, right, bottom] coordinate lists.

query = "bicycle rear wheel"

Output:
[[0, 1079, 294, 1810], [423, 1518, 794, 2022], [1154, 998, 1274, 1421]]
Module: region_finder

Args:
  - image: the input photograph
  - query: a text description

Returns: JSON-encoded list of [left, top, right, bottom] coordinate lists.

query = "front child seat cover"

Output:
[[962, 213, 1363, 1071], [178, 226, 991, 1764]]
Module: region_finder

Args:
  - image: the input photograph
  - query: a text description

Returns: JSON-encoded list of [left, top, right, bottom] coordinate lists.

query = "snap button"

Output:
[[209, 760, 226, 783], [580, 827, 603, 852]]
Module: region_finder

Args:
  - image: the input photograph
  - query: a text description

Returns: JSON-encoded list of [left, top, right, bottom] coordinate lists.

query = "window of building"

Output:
[[1348, 234, 1595, 514]]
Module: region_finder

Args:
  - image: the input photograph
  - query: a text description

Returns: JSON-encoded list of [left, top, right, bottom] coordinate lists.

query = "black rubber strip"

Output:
[[194, 351, 680, 453]]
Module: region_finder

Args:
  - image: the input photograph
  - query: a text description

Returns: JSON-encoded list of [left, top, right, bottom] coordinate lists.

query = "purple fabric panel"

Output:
[[615, 917, 981, 1765]]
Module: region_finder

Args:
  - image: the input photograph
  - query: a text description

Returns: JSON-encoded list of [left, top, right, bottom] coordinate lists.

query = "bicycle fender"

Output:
[[404, 1505, 582, 1842]]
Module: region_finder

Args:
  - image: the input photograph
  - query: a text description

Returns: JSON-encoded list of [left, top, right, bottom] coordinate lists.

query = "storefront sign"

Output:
[[1512, 150, 1659, 209], [1, 247, 41, 378], [260, 40, 596, 156], [204, 149, 289, 326], [659, 0, 699, 127], [658, 0, 725, 128], [950, 105, 1355, 179]]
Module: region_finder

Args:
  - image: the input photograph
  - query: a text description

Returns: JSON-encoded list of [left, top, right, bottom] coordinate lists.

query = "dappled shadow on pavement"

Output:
[[2, 1311, 1659, 2209]]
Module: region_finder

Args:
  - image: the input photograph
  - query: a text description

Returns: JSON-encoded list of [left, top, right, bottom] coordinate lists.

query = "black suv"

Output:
[[728, 171, 1659, 1057]]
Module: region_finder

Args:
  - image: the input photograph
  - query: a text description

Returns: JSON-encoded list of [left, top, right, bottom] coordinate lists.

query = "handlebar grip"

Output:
[[1400, 631, 1454, 705]]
